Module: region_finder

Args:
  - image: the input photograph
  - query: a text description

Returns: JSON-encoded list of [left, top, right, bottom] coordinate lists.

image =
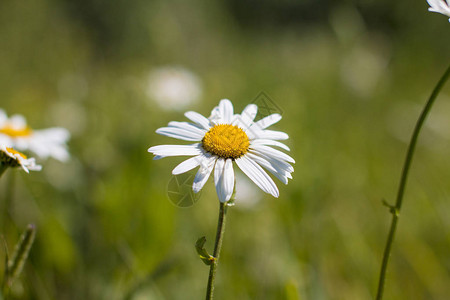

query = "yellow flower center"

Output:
[[6, 147, 27, 159], [202, 124, 250, 159], [0, 125, 32, 137]]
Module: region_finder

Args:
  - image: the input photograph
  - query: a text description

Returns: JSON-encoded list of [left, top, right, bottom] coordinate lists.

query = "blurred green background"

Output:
[[0, 0, 449, 299]]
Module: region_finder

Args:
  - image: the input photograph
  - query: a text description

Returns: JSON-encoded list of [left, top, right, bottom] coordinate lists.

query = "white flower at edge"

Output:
[[0, 145, 42, 173], [148, 99, 294, 203], [427, 0, 450, 20], [0, 109, 70, 162], [146, 67, 202, 111]]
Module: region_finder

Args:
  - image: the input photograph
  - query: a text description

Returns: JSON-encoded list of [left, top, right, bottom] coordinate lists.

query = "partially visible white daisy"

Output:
[[0, 145, 42, 173], [146, 67, 202, 111], [427, 0, 450, 21], [0, 109, 70, 162], [148, 99, 294, 203]]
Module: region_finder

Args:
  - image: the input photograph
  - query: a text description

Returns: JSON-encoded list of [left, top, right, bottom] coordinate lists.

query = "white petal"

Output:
[[214, 158, 225, 202], [250, 139, 290, 151], [427, 0, 450, 16], [209, 107, 220, 125], [235, 156, 279, 198], [441, 0, 450, 8], [0, 135, 13, 147], [20, 128, 70, 161], [19, 157, 42, 172], [223, 159, 235, 201], [184, 111, 211, 130], [249, 149, 294, 173], [251, 144, 295, 163], [148, 144, 201, 157], [38, 127, 70, 142], [246, 153, 290, 184], [214, 158, 234, 203], [47, 145, 69, 161], [255, 130, 289, 140], [193, 155, 217, 192], [239, 104, 258, 127], [168, 121, 206, 133], [156, 127, 203, 141], [20, 164, 30, 173], [231, 115, 246, 128], [247, 129, 289, 140], [230, 113, 241, 126], [218, 99, 234, 123], [9, 114, 27, 129], [172, 154, 205, 175], [250, 113, 282, 130]]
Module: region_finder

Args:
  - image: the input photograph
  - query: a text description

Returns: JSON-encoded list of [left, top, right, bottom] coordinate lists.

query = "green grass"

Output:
[[0, 0, 449, 299]]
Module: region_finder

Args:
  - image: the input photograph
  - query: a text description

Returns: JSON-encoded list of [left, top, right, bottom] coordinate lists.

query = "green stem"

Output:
[[376, 64, 450, 300], [205, 202, 228, 300]]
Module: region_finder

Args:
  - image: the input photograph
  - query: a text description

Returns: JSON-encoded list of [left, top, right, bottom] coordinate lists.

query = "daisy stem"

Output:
[[376, 64, 450, 300], [205, 202, 228, 300]]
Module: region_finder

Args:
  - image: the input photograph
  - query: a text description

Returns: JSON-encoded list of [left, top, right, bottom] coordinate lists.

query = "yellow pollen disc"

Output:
[[202, 124, 250, 159], [6, 147, 27, 159], [0, 125, 32, 137]]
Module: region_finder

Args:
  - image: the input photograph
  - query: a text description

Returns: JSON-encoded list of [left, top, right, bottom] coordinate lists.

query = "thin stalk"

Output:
[[205, 202, 228, 300], [376, 65, 450, 300]]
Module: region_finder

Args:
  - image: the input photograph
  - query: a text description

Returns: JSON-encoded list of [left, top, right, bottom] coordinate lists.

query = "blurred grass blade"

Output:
[[285, 279, 300, 300], [6, 224, 36, 287], [1, 236, 9, 297], [195, 236, 214, 266]]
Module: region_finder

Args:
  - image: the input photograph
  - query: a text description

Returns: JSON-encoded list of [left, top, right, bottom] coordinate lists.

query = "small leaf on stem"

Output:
[[195, 236, 214, 266], [382, 199, 398, 216]]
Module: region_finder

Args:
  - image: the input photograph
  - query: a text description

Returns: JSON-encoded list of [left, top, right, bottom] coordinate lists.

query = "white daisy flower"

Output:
[[148, 99, 294, 203], [427, 0, 450, 21], [0, 109, 70, 162], [146, 67, 202, 111], [0, 145, 42, 173]]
